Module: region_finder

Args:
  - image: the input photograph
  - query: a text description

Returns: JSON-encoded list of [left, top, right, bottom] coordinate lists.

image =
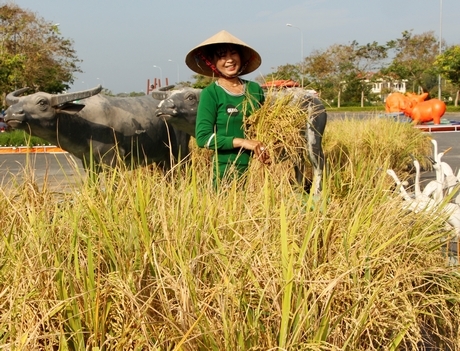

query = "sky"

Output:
[[7, 0, 460, 94]]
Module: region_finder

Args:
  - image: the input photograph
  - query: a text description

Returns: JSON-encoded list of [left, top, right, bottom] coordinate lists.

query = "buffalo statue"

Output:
[[152, 87, 201, 137], [4, 85, 191, 172], [385, 92, 428, 114], [401, 98, 447, 124]]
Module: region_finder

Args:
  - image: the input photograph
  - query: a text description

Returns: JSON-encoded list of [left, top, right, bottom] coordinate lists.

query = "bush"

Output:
[[0, 130, 52, 146], [446, 105, 460, 113]]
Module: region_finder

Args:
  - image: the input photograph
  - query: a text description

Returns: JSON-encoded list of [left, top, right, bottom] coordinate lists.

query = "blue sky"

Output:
[[8, 0, 460, 94]]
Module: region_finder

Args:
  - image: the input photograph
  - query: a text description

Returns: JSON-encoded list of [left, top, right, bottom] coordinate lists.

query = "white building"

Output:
[[370, 79, 408, 95]]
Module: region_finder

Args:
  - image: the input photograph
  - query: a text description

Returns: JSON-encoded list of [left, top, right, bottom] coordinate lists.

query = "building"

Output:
[[370, 79, 408, 95]]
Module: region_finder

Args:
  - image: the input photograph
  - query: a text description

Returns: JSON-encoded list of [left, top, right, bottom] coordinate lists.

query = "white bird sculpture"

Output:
[[387, 150, 460, 238], [430, 139, 458, 196], [387, 169, 431, 212]]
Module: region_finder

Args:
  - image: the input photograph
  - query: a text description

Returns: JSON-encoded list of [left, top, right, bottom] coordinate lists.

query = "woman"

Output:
[[185, 30, 270, 186]]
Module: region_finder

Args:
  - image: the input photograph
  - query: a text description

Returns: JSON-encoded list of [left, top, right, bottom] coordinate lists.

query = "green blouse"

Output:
[[195, 79, 265, 175]]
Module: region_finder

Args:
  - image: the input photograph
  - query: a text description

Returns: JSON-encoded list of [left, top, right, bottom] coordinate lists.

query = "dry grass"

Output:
[[0, 117, 459, 350], [246, 91, 321, 164], [247, 93, 432, 193]]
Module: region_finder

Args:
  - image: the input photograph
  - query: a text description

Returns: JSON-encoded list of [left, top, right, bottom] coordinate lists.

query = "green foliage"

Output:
[[261, 63, 301, 83], [383, 30, 440, 93], [446, 105, 460, 111], [292, 41, 388, 106], [0, 3, 81, 108], [434, 45, 460, 89], [0, 53, 25, 89], [0, 129, 51, 146], [176, 80, 193, 87], [247, 29, 457, 106], [341, 73, 373, 105], [191, 73, 215, 89]]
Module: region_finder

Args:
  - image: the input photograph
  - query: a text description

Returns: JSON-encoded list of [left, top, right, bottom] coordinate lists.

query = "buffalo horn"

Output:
[[151, 85, 174, 100], [50, 85, 103, 106], [6, 87, 30, 105], [159, 85, 175, 91], [151, 91, 169, 100]]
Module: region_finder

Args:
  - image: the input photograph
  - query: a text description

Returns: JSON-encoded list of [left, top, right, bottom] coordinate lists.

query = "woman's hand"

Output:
[[233, 138, 271, 164]]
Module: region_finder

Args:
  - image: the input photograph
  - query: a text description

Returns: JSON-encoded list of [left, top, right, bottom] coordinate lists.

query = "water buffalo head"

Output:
[[153, 87, 200, 137], [5, 85, 102, 129]]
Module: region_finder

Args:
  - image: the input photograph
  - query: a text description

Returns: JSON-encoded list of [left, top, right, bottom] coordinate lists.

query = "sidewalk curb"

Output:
[[0, 146, 67, 154]]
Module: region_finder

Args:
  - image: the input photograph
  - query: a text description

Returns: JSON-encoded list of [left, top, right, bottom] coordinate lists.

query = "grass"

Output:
[[447, 105, 460, 113], [1, 117, 460, 350], [0, 129, 51, 147]]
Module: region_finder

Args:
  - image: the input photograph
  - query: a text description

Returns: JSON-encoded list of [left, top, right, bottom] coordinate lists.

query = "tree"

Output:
[[434, 45, 460, 106], [190, 74, 214, 89], [274, 63, 301, 82], [304, 44, 354, 107], [383, 30, 440, 94], [257, 63, 301, 84], [353, 41, 388, 106], [304, 41, 386, 107], [0, 3, 81, 106], [303, 50, 335, 98]]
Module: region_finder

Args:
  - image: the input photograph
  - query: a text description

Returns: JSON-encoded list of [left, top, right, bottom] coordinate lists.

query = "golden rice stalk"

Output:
[[245, 90, 322, 165]]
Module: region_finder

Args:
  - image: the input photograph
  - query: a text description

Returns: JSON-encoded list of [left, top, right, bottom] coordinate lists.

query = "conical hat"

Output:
[[185, 30, 261, 77]]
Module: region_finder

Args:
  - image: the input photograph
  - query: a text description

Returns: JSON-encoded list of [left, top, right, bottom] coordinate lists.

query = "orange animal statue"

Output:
[[401, 98, 446, 124], [406, 92, 430, 108], [385, 92, 428, 113]]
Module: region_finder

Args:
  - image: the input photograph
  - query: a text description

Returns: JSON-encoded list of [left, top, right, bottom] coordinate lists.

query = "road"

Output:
[[0, 152, 84, 192]]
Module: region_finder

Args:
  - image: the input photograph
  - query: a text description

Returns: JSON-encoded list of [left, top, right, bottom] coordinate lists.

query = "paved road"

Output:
[[428, 127, 460, 176], [1, 113, 460, 191], [0, 152, 84, 192]]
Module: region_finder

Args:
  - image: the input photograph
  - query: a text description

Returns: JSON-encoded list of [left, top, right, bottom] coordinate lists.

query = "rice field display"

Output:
[[1, 113, 459, 350]]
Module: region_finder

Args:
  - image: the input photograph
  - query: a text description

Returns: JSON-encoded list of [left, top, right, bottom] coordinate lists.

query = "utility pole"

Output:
[[438, 0, 443, 100]]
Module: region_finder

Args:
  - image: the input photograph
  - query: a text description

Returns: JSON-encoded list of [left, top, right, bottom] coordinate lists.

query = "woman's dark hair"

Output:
[[204, 43, 243, 61]]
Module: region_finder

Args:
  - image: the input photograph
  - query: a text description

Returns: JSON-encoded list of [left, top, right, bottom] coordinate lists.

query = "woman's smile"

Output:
[[215, 50, 241, 76]]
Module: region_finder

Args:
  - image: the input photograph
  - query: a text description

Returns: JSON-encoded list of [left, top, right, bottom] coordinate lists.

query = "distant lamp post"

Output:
[[168, 59, 180, 83], [286, 23, 304, 87], [438, 0, 443, 100], [153, 65, 163, 84]]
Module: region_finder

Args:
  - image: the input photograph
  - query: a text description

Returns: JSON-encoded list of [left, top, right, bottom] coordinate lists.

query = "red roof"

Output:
[[261, 79, 300, 88]]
